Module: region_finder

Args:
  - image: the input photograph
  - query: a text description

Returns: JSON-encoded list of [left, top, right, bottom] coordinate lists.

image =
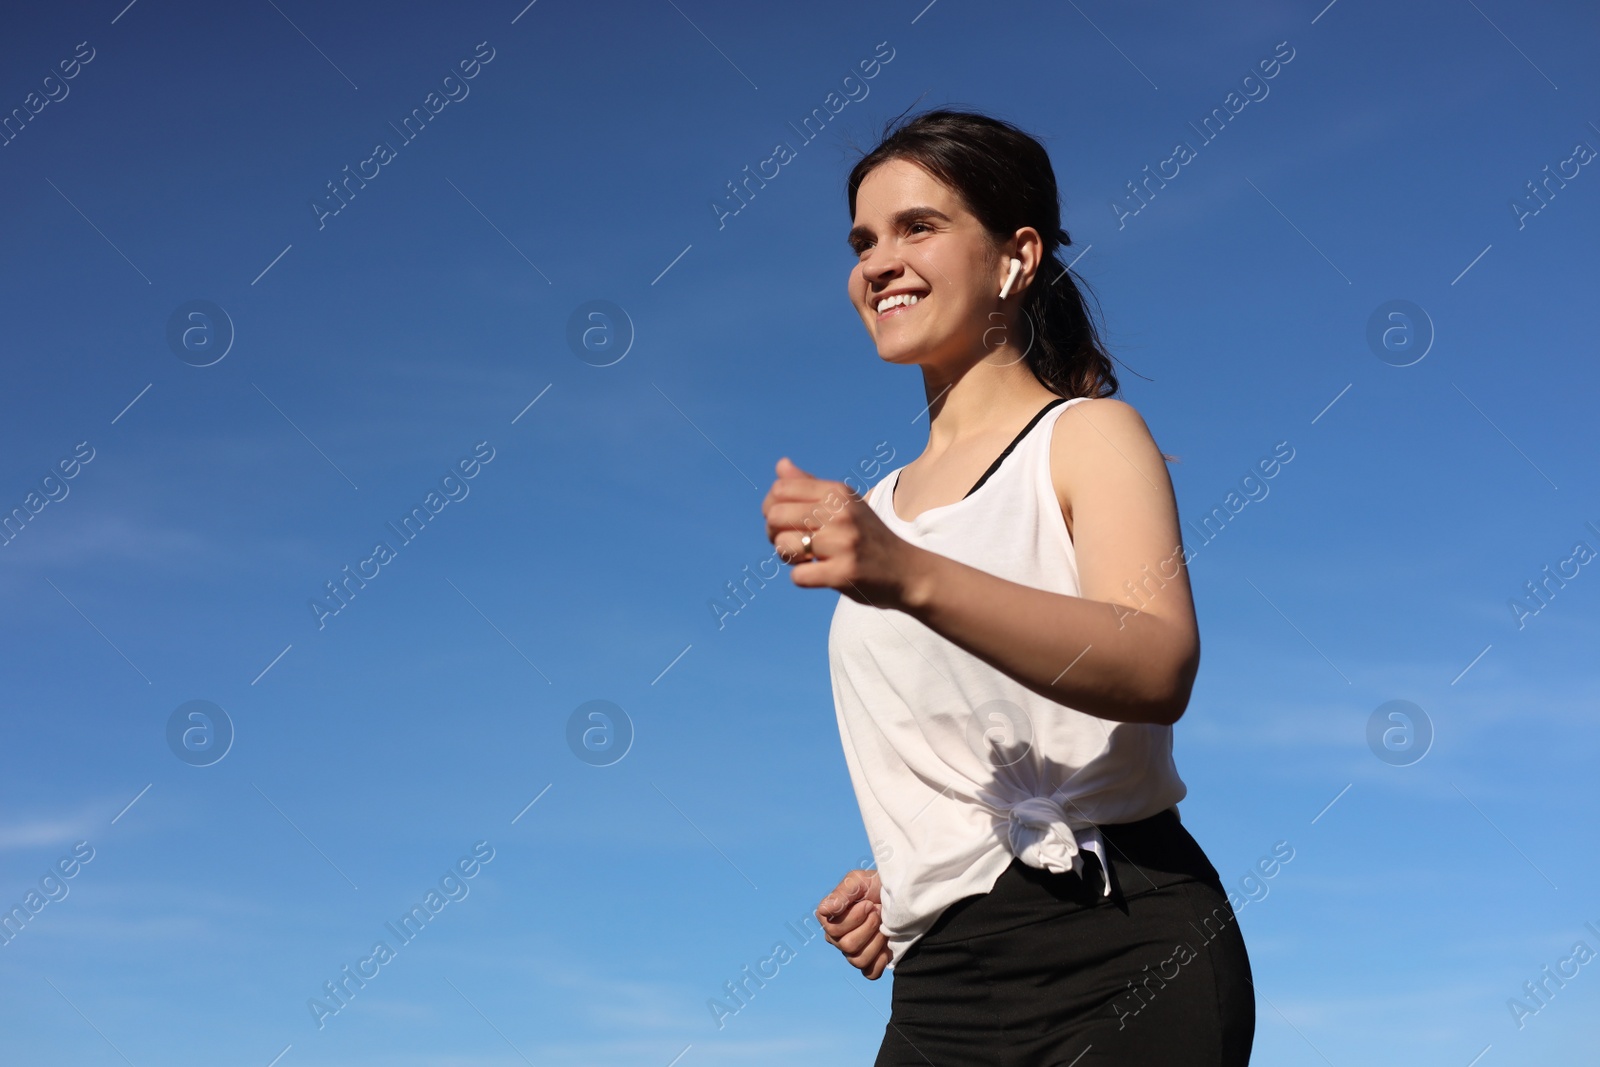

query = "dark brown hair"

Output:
[[846, 107, 1122, 400]]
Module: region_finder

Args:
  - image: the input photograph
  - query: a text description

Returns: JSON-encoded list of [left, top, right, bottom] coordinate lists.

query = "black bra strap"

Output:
[[892, 397, 1071, 511], [962, 397, 1070, 499]]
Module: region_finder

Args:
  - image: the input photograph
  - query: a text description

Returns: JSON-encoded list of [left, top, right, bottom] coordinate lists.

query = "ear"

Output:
[[1007, 226, 1046, 294]]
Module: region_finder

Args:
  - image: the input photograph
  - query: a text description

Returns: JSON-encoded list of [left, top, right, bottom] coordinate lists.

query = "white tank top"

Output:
[[827, 395, 1187, 970]]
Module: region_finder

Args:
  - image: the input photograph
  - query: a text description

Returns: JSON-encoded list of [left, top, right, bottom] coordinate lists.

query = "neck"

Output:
[[917, 354, 1059, 454]]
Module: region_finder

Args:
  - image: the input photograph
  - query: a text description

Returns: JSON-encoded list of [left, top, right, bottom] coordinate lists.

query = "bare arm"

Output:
[[764, 399, 1198, 727], [896, 399, 1198, 726]]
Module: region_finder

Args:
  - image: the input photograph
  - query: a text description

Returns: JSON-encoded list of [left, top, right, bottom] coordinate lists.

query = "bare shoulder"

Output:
[[1056, 396, 1154, 439], [1049, 397, 1173, 524]]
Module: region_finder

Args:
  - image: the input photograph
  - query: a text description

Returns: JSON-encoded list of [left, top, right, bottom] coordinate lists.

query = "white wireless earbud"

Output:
[[998, 257, 1022, 298]]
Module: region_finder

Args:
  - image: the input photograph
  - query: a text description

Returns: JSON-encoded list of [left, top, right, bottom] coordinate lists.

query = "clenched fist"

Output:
[[816, 868, 892, 980], [762, 456, 926, 610]]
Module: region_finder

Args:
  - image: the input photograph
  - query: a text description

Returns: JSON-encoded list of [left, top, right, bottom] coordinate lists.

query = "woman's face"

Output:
[[847, 158, 1006, 367]]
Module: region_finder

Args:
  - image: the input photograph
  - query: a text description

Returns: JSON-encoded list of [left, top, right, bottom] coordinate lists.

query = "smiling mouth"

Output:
[[875, 295, 925, 320]]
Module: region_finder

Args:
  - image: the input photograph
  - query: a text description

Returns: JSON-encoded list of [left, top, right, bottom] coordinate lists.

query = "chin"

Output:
[[876, 342, 929, 366]]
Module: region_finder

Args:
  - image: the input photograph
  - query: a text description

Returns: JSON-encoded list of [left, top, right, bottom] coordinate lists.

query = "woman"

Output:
[[761, 108, 1255, 1064]]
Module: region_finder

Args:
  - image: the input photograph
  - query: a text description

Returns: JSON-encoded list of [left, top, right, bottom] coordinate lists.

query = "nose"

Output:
[[858, 242, 906, 290], [864, 261, 901, 292], [857, 235, 908, 281]]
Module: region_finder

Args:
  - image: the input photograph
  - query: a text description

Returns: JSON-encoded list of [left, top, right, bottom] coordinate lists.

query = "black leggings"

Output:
[[873, 808, 1255, 1066]]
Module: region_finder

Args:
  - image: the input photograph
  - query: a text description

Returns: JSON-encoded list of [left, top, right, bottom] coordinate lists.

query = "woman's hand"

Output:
[[816, 868, 892, 980], [762, 457, 925, 609]]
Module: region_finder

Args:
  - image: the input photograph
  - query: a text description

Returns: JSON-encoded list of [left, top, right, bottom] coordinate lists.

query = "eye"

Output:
[[850, 220, 934, 257]]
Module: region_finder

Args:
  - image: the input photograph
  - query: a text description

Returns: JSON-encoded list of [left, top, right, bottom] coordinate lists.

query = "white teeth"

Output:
[[876, 293, 922, 313]]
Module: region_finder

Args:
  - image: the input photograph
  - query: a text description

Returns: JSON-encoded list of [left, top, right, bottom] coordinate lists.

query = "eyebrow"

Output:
[[847, 206, 953, 249]]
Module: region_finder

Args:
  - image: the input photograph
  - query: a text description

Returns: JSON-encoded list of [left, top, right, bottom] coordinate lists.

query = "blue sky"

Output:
[[1, 0, 1597, 1064]]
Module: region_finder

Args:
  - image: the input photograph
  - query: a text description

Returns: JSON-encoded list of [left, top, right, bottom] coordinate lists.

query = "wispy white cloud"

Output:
[[0, 803, 105, 851]]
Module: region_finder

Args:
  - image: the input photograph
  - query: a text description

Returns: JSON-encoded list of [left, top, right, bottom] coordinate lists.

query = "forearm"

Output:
[[895, 545, 1197, 726]]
